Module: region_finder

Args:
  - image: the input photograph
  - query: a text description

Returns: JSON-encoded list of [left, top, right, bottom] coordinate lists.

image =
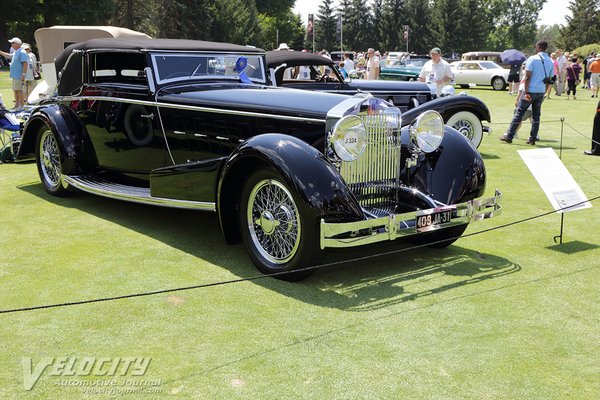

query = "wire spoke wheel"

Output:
[[39, 129, 62, 188], [35, 124, 72, 197], [452, 119, 475, 140], [446, 111, 484, 148], [247, 179, 301, 265]]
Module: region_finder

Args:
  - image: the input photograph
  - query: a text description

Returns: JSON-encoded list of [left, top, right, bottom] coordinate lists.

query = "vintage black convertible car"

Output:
[[266, 50, 491, 148], [17, 38, 502, 280]]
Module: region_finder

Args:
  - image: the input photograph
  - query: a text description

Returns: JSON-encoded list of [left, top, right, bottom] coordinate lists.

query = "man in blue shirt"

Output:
[[500, 41, 554, 145], [0, 37, 28, 110]]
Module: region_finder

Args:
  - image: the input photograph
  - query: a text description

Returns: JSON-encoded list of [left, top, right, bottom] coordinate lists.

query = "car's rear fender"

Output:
[[17, 104, 84, 174], [401, 95, 491, 126], [217, 133, 364, 244]]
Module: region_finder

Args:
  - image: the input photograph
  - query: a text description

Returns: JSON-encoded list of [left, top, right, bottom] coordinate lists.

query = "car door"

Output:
[[80, 52, 167, 182]]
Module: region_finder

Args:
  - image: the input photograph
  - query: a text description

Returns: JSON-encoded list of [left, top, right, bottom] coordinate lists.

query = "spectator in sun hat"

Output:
[[418, 47, 453, 96], [0, 37, 28, 110], [21, 43, 39, 99]]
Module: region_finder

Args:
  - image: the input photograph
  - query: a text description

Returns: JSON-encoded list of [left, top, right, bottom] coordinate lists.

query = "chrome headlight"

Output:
[[331, 115, 367, 161], [409, 110, 444, 153]]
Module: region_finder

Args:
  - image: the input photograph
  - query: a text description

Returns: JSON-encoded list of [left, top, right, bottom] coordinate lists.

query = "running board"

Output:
[[62, 175, 216, 211]]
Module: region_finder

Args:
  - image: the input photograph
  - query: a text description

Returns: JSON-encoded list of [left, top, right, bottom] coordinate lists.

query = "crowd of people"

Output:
[[306, 41, 600, 154], [0, 37, 40, 111], [1, 33, 598, 155]]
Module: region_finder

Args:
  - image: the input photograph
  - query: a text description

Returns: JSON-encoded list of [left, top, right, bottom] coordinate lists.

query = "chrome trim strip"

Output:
[[58, 95, 326, 123], [320, 190, 502, 249], [63, 175, 216, 211]]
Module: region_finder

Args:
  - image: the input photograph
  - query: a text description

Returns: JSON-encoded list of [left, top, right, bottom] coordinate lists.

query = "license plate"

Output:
[[415, 210, 452, 232]]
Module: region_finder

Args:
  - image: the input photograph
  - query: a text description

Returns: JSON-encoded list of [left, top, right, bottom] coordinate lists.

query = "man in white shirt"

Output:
[[419, 47, 454, 97], [343, 53, 354, 73], [365, 48, 379, 80]]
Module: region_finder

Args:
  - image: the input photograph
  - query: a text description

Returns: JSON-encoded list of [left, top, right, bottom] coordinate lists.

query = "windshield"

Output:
[[150, 53, 266, 84], [391, 58, 426, 68], [480, 61, 501, 69], [404, 59, 427, 68]]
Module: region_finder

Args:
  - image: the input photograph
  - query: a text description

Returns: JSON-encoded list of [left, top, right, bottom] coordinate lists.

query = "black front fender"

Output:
[[403, 126, 486, 205], [217, 134, 364, 244], [16, 104, 84, 174]]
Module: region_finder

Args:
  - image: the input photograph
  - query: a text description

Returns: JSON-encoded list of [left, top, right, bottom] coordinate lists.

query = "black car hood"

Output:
[[345, 79, 431, 94], [157, 83, 351, 120]]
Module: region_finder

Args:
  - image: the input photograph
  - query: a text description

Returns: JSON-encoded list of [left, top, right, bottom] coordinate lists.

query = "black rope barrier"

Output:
[[563, 120, 600, 147], [1, 195, 599, 316]]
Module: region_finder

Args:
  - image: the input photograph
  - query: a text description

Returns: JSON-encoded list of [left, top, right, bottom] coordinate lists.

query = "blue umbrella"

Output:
[[501, 49, 526, 65]]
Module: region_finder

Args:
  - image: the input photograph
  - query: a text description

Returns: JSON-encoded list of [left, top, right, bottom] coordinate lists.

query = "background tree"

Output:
[[315, 0, 337, 51], [535, 24, 561, 53], [405, 0, 433, 53], [486, 0, 546, 50], [156, 0, 213, 40], [259, 10, 305, 50], [432, 0, 462, 53], [110, 0, 158, 37], [1, 0, 114, 48], [337, 0, 354, 51], [346, 0, 373, 51], [209, 0, 261, 45], [371, 0, 384, 52], [378, 0, 406, 52], [255, 0, 295, 17], [558, 0, 600, 50], [456, 0, 490, 53]]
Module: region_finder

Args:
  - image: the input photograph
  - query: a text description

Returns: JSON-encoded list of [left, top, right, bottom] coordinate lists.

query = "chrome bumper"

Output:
[[320, 190, 502, 249]]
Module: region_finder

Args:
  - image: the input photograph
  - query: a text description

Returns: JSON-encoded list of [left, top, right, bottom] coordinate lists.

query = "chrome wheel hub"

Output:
[[256, 210, 279, 235], [453, 120, 474, 139]]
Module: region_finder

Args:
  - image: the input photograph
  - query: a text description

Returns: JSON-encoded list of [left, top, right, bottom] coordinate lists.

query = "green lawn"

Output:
[[1, 70, 600, 399]]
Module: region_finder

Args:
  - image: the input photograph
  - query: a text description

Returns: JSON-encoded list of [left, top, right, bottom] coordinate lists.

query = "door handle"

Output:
[[140, 113, 154, 120]]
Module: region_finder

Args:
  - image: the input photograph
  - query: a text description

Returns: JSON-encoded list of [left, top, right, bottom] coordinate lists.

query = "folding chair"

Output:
[[0, 110, 21, 163]]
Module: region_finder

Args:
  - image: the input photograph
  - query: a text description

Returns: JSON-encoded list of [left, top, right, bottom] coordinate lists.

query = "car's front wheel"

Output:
[[239, 169, 321, 281], [35, 123, 72, 197], [446, 111, 484, 148], [492, 76, 506, 91]]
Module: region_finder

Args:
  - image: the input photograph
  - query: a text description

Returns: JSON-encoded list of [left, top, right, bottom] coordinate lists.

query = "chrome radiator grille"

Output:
[[338, 113, 402, 213]]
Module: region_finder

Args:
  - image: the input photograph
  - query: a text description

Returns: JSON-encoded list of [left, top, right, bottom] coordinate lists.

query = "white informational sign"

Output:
[[518, 148, 592, 213]]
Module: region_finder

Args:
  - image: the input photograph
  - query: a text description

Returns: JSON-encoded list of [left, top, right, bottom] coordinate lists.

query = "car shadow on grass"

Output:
[[19, 182, 521, 311], [277, 244, 520, 311]]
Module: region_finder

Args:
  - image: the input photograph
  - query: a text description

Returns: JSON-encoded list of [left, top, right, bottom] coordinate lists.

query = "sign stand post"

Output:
[[554, 117, 566, 244]]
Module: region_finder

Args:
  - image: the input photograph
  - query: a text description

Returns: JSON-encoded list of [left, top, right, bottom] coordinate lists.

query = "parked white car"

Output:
[[450, 60, 509, 91]]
